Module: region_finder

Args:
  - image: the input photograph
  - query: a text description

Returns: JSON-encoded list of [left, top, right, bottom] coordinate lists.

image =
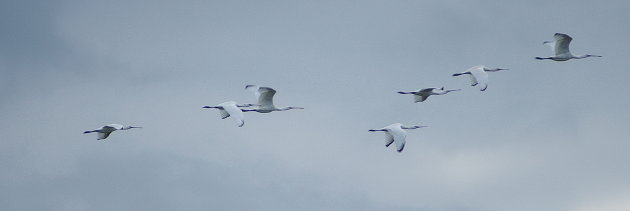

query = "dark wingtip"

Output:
[[397, 146, 404, 153]]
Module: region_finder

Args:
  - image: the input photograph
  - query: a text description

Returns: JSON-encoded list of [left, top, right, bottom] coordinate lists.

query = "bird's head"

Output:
[[486, 67, 509, 72]]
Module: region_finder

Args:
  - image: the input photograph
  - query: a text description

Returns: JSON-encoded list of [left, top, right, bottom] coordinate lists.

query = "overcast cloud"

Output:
[[2, 0, 630, 210]]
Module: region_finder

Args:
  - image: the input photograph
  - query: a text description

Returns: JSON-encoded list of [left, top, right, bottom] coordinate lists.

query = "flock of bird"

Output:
[[84, 33, 601, 152]]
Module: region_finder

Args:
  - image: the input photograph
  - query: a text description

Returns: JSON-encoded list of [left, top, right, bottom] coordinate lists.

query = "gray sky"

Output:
[[2, 0, 630, 210]]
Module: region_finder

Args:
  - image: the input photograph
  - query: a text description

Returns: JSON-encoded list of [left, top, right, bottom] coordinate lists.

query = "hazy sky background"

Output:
[[2, 0, 630, 210]]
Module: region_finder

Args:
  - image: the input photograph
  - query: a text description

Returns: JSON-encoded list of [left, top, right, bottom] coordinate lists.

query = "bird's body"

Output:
[[83, 124, 142, 140], [202, 101, 252, 127], [368, 123, 427, 152], [398, 87, 460, 103], [536, 33, 601, 61], [242, 85, 303, 113], [453, 65, 507, 91]]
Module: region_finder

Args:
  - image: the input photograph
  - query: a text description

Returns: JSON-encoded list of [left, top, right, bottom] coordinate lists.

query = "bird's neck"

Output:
[[278, 107, 293, 111], [574, 54, 598, 59]]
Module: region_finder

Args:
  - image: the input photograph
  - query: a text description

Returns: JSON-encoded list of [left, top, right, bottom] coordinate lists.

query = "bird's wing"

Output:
[[223, 103, 245, 127], [414, 88, 433, 102], [470, 68, 489, 91], [245, 85, 261, 99], [98, 132, 112, 140], [543, 41, 556, 54], [414, 94, 429, 103], [554, 33, 572, 56], [468, 74, 478, 86], [257, 87, 276, 107], [389, 128, 407, 152], [218, 108, 230, 119], [418, 88, 434, 94], [384, 132, 394, 147], [105, 124, 123, 130]]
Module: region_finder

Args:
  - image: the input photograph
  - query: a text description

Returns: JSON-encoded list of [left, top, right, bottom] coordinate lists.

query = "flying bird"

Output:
[[242, 85, 304, 113], [202, 101, 253, 127], [83, 124, 142, 140], [452, 65, 508, 91], [368, 123, 427, 153], [536, 33, 602, 61], [398, 87, 460, 103]]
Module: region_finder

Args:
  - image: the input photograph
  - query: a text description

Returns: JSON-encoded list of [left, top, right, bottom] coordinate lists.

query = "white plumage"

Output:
[[203, 101, 253, 127], [453, 65, 508, 91], [536, 33, 602, 61], [242, 85, 304, 113], [398, 87, 460, 103], [369, 123, 427, 152], [83, 124, 142, 140]]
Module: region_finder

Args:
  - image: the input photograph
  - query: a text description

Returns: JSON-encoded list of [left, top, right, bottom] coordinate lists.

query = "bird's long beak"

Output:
[[130, 126, 143, 129], [202, 106, 212, 108]]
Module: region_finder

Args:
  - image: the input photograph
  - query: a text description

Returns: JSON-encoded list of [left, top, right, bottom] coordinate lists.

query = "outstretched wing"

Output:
[[218, 108, 230, 119], [245, 85, 261, 99], [414, 94, 429, 103], [543, 41, 556, 54], [388, 128, 407, 153], [98, 132, 112, 140], [257, 87, 276, 107], [554, 33, 572, 56], [470, 68, 489, 91], [414, 88, 433, 102], [384, 132, 394, 147], [223, 103, 245, 127], [468, 74, 478, 86]]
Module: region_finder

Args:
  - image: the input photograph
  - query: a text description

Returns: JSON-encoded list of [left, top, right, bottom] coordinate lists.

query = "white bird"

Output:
[[452, 65, 508, 91], [536, 33, 602, 61], [202, 101, 254, 127], [83, 124, 142, 140], [368, 123, 427, 153], [242, 85, 304, 113], [398, 87, 461, 103]]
